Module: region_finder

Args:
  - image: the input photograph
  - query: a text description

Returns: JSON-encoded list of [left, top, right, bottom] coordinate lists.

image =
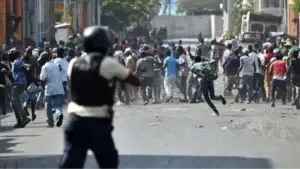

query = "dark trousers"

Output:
[[59, 114, 118, 168], [0, 87, 6, 115], [192, 79, 219, 111], [253, 73, 266, 101], [11, 84, 27, 123], [140, 77, 154, 102], [271, 79, 286, 104]]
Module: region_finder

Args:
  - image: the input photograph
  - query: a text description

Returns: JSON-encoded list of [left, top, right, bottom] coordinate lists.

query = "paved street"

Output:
[[0, 78, 300, 168], [0, 39, 299, 168]]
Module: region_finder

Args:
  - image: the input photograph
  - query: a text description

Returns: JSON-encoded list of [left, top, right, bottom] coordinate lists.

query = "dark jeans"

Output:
[[45, 94, 64, 124], [59, 114, 118, 168], [192, 79, 219, 112], [0, 87, 6, 115], [11, 84, 27, 123], [238, 75, 254, 102], [253, 73, 266, 101], [140, 77, 154, 102], [271, 79, 286, 104]]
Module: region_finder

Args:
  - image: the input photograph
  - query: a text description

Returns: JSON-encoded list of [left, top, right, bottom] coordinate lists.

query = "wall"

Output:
[[288, 0, 297, 36], [43, 0, 55, 41], [151, 15, 223, 38], [14, 0, 24, 41], [0, 0, 6, 46]]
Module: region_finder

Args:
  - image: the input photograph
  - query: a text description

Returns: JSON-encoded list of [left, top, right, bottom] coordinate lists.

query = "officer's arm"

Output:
[[100, 57, 140, 87]]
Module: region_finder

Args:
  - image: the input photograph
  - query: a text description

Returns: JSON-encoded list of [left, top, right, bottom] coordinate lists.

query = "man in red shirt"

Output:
[[269, 52, 287, 107]]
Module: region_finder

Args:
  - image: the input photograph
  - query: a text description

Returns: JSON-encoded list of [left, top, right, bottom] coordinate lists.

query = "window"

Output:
[[266, 25, 278, 32], [251, 24, 264, 32], [274, 0, 280, 7]]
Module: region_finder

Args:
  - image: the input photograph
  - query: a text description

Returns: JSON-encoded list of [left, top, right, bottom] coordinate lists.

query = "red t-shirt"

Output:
[[270, 60, 287, 77]]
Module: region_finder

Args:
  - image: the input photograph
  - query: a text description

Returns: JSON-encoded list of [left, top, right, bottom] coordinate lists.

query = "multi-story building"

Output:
[[2, 0, 104, 46]]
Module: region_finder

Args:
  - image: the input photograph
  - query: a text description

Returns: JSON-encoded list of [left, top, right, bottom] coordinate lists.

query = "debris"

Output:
[[149, 123, 159, 126], [240, 108, 246, 111], [195, 125, 204, 128]]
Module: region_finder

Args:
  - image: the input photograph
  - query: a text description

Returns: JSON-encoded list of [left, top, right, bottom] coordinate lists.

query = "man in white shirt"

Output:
[[54, 47, 69, 101], [249, 44, 264, 102], [237, 47, 255, 103], [39, 52, 65, 128]]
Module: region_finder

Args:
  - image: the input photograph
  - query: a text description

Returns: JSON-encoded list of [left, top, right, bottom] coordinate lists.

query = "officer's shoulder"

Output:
[[69, 57, 80, 65], [101, 56, 123, 67]]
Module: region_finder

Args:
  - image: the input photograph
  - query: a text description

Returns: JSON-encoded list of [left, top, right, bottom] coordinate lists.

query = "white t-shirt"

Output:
[[248, 52, 260, 74], [40, 61, 65, 96], [54, 57, 69, 82], [67, 56, 131, 118], [239, 55, 255, 77], [178, 54, 189, 76]]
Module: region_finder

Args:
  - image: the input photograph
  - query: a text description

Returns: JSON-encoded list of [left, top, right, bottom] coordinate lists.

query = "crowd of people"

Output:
[[0, 34, 299, 129]]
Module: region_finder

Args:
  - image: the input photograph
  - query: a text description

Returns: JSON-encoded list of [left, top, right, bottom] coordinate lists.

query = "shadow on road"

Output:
[[0, 154, 273, 168], [0, 126, 40, 154]]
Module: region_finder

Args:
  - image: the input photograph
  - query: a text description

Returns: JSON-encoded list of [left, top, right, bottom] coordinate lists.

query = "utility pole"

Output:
[[223, 0, 233, 34], [63, 0, 69, 22], [94, 0, 97, 25], [168, 0, 171, 15]]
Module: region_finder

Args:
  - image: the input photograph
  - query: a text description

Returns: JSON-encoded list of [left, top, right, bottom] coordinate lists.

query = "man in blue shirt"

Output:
[[10, 50, 31, 128], [162, 50, 178, 102]]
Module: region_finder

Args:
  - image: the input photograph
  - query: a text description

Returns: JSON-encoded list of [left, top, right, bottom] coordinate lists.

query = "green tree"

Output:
[[232, 0, 254, 36], [293, 0, 300, 13], [101, 0, 161, 31]]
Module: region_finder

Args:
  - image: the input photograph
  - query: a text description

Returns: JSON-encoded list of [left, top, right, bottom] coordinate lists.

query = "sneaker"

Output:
[[21, 118, 31, 128], [31, 114, 37, 121], [165, 96, 172, 103], [47, 120, 54, 128], [47, 124, 54, 128], [219, 95, 226, 105], [56, 114, 64, 127], [13, 122, 23, 128], [179, 99, 188, 103], [212, 109, 220, 116]]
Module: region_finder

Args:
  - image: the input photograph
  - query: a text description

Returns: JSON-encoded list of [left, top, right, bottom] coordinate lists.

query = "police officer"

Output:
[[58, 26, 140, 168]]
